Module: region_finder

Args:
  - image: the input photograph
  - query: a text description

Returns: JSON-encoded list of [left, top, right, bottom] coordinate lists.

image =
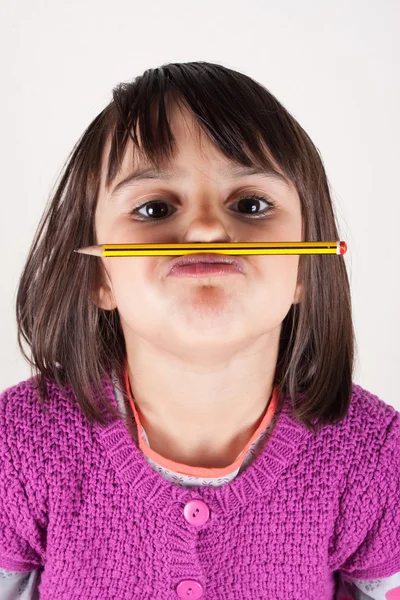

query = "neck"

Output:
[[121, 336, 280, 468]]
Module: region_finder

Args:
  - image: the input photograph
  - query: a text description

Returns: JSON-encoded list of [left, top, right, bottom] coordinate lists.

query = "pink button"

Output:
[[183, 499, 210, 526], [176, 579, 204, 598]]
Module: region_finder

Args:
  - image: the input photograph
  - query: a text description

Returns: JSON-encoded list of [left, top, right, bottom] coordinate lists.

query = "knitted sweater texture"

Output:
[[0, 373, 399, 599]]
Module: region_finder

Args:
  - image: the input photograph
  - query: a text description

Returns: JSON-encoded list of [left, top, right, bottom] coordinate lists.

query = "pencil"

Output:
[[74, 241, 347, 256]]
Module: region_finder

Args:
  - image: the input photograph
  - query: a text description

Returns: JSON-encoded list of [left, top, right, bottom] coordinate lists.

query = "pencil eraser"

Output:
[[339, 241, 347, 255]]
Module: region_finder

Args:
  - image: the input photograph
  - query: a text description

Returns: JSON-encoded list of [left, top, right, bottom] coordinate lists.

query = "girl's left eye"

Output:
[[128, 194, 276, 222]]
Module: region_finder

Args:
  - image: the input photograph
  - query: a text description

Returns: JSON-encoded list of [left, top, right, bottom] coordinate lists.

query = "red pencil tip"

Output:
[[340, 241, 347, 255]]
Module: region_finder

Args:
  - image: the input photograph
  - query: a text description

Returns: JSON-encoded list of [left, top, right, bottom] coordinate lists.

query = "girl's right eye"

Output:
[[128, 194, 277, 222], [132, 200, 173, 221]]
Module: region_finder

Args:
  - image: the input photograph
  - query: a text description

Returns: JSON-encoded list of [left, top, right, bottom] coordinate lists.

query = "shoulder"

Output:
[[349, 382, 398, 419], [288, 382, 400, 481], [0, 372, 80, 426], [0, 372, 107, 470], [345, 382, 400, 447], [305, 381, 400, 446], [327, 383, 400, 576], [0, 369, 117, 421], [318, 381, 400, 505], [1, 371, 68, 408], [317, 382, 400, 470], [286, 382, 399, 449]]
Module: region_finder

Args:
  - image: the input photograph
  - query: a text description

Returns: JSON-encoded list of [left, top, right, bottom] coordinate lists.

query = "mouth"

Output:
[[167, 253, 245, 276]]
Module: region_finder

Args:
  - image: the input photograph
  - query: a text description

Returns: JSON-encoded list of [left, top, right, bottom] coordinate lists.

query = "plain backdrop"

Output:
[[0, 0, 399, 410]]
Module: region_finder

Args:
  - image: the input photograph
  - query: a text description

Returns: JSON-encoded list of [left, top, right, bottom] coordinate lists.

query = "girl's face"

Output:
[[94, 103, 302, 364]]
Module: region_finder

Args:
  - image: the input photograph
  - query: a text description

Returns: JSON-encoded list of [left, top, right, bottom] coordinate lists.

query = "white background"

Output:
[[0, 0, 399, 410]]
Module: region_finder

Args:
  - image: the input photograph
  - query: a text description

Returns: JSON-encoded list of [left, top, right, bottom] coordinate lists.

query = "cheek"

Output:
[[258, 254, 299, 287], [108, 259, 162, 313], [95, 207, 137, 245], [261, 255, 300, 303], [109, 259, 142, 296]]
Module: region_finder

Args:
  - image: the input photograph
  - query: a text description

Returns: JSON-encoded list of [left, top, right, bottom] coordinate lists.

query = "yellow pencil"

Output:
[[74, 241, 347, 257]]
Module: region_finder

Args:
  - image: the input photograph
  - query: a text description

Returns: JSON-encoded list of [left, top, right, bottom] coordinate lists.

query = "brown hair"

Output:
[[15, 61, 355, 434]]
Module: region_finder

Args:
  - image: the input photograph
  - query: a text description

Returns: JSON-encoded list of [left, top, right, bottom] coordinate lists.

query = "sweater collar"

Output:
[[94, 368, 310, 513], [122, 357, 281, 478]]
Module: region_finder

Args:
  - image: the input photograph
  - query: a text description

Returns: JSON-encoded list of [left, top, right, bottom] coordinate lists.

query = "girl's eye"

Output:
[[129, 194, 276, 222]]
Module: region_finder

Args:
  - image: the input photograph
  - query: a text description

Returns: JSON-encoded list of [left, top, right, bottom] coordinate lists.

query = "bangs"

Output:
[[103, 63, 297, 192]]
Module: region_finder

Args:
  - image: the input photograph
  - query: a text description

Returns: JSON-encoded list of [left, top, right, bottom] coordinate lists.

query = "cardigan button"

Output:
[[183, 499, 210, 526], [176, 579, 204, 598]]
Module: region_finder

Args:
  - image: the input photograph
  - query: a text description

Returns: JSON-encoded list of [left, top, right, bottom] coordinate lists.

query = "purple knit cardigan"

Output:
[[0, 374, 399, 599]]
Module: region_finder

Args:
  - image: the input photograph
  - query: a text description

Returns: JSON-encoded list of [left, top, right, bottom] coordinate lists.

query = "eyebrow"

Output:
[[110, 164, 290, 197]]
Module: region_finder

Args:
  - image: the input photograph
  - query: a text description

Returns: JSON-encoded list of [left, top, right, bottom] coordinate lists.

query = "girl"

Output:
[[0, 61, 399, 600]]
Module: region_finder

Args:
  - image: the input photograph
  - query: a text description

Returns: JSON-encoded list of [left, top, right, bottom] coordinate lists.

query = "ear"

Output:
[[293, 282, 302, 305], [91, 267, 117, 311]]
